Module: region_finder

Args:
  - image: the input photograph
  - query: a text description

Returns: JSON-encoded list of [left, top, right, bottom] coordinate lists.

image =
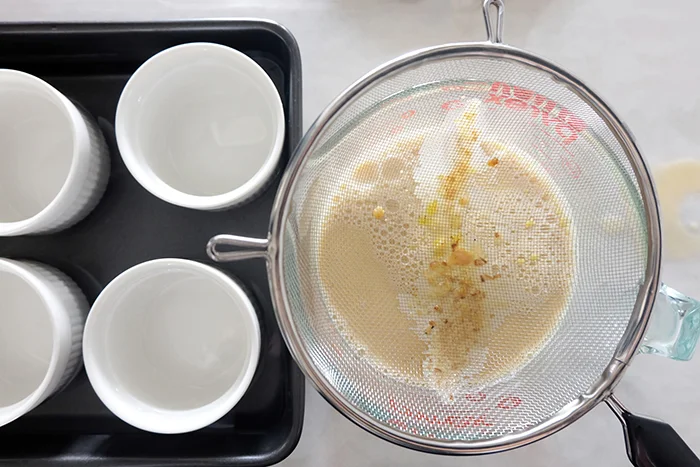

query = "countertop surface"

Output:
[[6, 0, 700, 465]]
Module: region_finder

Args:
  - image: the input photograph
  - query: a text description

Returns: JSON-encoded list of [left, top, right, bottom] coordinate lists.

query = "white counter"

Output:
[[6, 1, 700, 465]]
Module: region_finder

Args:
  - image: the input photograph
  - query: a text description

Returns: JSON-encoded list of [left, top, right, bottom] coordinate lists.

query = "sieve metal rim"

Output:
[[263, 36, 662, 454]]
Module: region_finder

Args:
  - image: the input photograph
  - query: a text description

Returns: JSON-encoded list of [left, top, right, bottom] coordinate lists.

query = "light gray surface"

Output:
[[6, 0, 700, 465]]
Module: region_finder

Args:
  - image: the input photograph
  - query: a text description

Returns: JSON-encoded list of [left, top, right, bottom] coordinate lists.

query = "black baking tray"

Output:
[[0, 20, 304, 466]]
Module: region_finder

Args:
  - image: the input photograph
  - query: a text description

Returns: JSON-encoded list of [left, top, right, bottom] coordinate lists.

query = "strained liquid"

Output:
[[319, 102, 574, 391]]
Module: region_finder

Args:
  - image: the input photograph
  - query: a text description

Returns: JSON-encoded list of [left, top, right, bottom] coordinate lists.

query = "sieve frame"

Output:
[[262, 40, 661, 454]]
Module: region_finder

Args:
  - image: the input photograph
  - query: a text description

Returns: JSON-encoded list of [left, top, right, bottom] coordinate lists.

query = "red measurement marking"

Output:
[[504, 97, 529, 110], [401, 109, 416, 119], [485, 81, 587, 146], [387, 398, 495, 429], [512, 86, 535, 101], [484, 82, 511, 105], [441, 99, 465, 111], [389, 124, 405, 135], [387, 418, 418, 434], [464, 392, 487, 402], [497, 396, 523, 410], [534, 127, 582, 179]]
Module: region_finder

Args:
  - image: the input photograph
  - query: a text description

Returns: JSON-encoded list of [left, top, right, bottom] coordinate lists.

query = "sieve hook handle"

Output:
[[207, 234, 269, 262], [607, 395, 700, 467], [483, 0, 504, 44]]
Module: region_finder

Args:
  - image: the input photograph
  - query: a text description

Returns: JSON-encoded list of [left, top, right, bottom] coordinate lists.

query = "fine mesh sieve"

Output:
[[208, 1, 700, 463]]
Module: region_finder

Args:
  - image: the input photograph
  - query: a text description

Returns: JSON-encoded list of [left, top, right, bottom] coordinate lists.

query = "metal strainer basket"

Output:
[[208, 1, 700, 464]]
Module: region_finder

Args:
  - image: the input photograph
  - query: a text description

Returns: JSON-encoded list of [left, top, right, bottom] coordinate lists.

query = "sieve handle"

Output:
[[607, 395, 700, 467], [206, 234, 269, 262], [483, 0, 504, 44], [640, 283, 700, 361]]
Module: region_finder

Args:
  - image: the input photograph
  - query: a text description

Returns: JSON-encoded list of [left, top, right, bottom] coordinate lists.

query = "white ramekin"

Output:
[[115, 43, 285, 211], [0, 70, 109, 236], [0, 259, 89, 427], [83, 258, 261, 434]]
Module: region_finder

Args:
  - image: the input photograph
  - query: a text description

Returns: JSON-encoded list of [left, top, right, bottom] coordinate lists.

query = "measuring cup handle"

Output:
[[207, 234, 270, 262], [640, 283, 700, 361]]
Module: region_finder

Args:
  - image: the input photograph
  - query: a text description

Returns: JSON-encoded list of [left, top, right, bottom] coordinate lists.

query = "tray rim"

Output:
[[0, 18, 305, 467]]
